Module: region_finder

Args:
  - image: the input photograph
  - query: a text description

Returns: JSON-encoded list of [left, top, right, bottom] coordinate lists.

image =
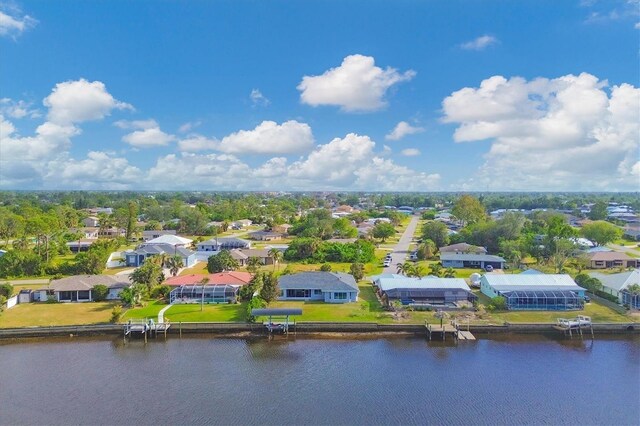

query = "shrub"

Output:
[[319, 263, 332, 272], [110, 305, 123, 323], [0, 282, 13, 298], [150, 285, 171, 300], [92, 284, 109, 302], [246, 296, 267, 323]]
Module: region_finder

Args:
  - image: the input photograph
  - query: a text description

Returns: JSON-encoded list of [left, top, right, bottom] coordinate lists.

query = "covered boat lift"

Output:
[[251, 308, 303, 335]]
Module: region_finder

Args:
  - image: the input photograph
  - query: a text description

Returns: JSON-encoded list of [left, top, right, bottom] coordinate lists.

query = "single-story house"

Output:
[[66, 238, 97, 253], [83, 216, 99, 227], [229, 249, 274, 266], [271, 224, 292, 234], [197, 237, 251, 252], [142, 230, 176, 241], [587, 252, 638, 269], [589, 269, 640, 309], [123, 244, 196, 267], [439, 243, 487, 254], [42, 275, 131, 302], [480, 274, 586, 311], [165, 272, 252, 287], [440, 253, 506, 269], [371, 274, 476, 308], [248, 230, 285, 241], [232, 219, 253, 228], [98, 227, 126, 238], [70, 227, 100, 239], [622, 227, 640, 241], [144, 234, 192, 247], [278, 272, 359, 303]]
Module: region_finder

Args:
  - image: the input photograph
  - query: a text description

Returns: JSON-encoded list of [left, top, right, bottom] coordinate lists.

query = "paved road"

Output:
[[382, 215, 420, 274]]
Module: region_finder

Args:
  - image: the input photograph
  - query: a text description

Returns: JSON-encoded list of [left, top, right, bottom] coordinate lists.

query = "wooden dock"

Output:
[[426, 320, 476, 341]]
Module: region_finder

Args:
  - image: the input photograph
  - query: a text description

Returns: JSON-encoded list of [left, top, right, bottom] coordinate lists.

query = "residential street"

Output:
[[382, 214, 420, 273]]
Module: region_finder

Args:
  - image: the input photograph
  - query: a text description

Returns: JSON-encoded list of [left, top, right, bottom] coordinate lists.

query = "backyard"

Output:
[[0, 302, 118, 328]]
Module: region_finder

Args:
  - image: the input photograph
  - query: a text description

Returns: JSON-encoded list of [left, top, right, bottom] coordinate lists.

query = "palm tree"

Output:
[[413, 265, 427, 279], [444, 267, 456, 278], [268, 248, 283, 271], [247, 256, 262, 274], [429, 263, 444, 278], [200, 277, 210, 311], [166, 255, 184, 277], [396, 262, 411, 275]]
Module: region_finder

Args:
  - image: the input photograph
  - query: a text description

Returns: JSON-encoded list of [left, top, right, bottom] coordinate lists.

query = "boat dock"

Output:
[[124, 319, 171, 342], [553, 315, 594, 339], [426, 320, 476, 341]]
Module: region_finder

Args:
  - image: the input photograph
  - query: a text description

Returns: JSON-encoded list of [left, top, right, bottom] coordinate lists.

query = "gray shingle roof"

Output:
[[49, 275, 131, 292], [278, 272, 358, 292], [440, 253, 506, 262]]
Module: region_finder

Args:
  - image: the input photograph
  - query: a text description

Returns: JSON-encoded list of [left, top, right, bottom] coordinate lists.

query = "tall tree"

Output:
[[421, 221, 449, 248], [372, 222, 396, 242], [581, 221, 622, 246], [207, 250, 239, 273], [452, 195, 486, 227], [260, 272, 280, 303], [246, 256, 262, 274], [130, 261, 164, 290], [588, 201, 608, 220], [268, 248, 283, 271], [166, 255, 184, 277]]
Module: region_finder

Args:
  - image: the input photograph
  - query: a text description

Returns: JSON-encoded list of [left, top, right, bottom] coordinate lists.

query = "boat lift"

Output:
[[251, 308, 303, 336]]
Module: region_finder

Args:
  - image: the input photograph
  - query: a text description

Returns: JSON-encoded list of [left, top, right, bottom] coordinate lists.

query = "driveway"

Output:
[[382, 215, 420, 273]]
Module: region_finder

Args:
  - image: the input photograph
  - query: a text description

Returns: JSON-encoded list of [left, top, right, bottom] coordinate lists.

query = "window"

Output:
[[314, 289, 322, 295], [334, 292, 347, 300], [286, 289, 310, 298]]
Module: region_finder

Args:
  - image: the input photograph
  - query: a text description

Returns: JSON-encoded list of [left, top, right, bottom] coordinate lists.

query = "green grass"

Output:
[[0, 302, 118, 328], [123, 299, 247, 322]]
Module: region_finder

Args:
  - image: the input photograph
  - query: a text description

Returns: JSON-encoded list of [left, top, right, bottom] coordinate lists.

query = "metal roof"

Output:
[[589, 269, 640, 292], [251, 308, 303, 316], [374, 276, 471, 292], [482, 274, 584, 292], [278, 272, 358, 292]]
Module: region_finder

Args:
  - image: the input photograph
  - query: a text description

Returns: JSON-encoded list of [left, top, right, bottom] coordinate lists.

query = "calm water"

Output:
[[0, 334, 638, 425]]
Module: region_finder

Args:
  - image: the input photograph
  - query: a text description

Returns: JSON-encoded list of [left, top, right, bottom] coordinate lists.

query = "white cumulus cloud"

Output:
[[0, 98, 40, 119], [385, 121, 425, 140], [0, 5, 37, 38], [122, 125, 175, 148], [217, 120, 314, 154], [442, 72, 640, 190], [297, 54, 416, 112], [460, 35, 498, 51], [44, 79, 132, 125], [250, 89, 270, 107], [178, 135, 219, 152]]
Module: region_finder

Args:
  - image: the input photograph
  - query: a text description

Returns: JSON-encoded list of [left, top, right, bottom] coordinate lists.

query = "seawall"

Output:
[[0, 321, 638, 339]]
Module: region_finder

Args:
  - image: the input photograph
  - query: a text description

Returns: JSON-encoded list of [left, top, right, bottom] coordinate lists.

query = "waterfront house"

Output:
[[197, 237, 251, 252], [440, 253, 506, 270], [44, 275, 131, 302], [142, 230, 177, 241], [371, 274, 476, 308], [587, 252, 638, 269], [123, 243, 196, 267], [165, 272, 252, 287], [480, 274, 586, 310], [278, 272, 359, 303], [439, 243, 487, 255], [589, 269, 640, 309]]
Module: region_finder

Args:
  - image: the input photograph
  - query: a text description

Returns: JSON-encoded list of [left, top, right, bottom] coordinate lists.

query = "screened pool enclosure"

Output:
[[501, 290, 584, 311], [169, 284, 238, 304]]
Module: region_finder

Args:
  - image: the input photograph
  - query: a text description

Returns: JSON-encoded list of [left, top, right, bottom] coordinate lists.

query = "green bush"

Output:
[[92, 284, 109, 302], [246, 297, 267, 323], [110, 305, 123, 323]]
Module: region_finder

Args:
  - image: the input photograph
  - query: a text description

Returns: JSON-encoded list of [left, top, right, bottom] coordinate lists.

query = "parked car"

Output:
[[484, 265, 494, 272]]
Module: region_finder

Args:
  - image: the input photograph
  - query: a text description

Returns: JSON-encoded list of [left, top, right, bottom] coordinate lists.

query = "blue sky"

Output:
[[1, 0, 639, 191]]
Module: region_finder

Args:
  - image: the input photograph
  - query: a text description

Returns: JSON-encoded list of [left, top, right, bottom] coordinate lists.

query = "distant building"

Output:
[[124, 244, 196, 267], [371, 274, 476, 308], [197, 237, 251, 252], [587, 252, 638, 269], [439, 243, 487, 255], [142, 230, 177, 241], [43, 275, 131, 302]]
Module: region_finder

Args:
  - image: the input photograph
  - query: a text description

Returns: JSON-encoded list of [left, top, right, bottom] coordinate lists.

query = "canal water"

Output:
[[0, 334, 638, 425]]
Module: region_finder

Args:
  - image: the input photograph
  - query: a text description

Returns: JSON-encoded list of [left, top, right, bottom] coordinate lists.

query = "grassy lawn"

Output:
[[0, 302, 118, 328], [102, 267, 133, 275], [472, 291, 631, 323], [123, 300, 247, 322], [179, 262, 209, 275], [266, 283, 395, 323]]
